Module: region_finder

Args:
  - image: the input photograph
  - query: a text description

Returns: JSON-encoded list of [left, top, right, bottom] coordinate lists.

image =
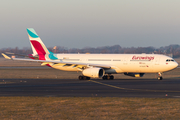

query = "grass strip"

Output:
[[0, 97, 180, 120]]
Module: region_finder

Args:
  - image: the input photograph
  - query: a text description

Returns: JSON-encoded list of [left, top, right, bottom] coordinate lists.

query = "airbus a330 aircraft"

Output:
[[2, 28, 178, 80]]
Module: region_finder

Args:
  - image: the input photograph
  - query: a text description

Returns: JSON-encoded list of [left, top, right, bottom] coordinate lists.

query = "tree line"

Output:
[[0, 44, 180, 58]]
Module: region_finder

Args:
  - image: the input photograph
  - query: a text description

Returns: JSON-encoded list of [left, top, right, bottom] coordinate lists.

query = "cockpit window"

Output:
[[166, 59, 174, 62]]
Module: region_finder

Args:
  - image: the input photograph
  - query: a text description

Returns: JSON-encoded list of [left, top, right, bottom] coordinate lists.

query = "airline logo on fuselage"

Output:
[[131, 56, 154, 61]]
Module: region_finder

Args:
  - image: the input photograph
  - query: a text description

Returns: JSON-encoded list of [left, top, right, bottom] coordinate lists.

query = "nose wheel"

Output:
[[158, 72, 163, 80], [158, 76, 163, 80]]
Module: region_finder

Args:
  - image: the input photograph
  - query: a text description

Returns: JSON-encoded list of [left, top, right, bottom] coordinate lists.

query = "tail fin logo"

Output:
[[27, 28, 58, 60], [27, 28, 39, 38], [27, 28, 49, 60]]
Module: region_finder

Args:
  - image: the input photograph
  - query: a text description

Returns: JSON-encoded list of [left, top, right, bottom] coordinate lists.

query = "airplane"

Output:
[[2, 28, 178, 80]]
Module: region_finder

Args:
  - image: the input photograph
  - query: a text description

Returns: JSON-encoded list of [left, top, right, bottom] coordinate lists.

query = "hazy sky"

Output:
[[0, 0, 180, 49]]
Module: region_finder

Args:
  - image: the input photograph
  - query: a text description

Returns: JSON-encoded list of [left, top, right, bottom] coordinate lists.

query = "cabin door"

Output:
[[155, 58, 160, 65]]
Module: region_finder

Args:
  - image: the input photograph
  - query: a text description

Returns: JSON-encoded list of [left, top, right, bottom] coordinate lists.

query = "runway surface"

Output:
[[0, 78, 180, 98]]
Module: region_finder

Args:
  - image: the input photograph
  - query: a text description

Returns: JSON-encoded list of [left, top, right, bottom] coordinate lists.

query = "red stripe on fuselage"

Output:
[[30, 40, 46, 60]]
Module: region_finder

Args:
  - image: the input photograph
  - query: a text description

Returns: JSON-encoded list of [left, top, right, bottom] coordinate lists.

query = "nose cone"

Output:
[[173, 61, 178, 69], [175, 61, 178, 67]]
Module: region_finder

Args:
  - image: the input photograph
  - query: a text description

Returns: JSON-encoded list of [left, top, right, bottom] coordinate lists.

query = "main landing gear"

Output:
[[102, 74, 114, 80], [78, 74, 114, 80], [158, 72, 163, 80], [78, 75, 90, 80]]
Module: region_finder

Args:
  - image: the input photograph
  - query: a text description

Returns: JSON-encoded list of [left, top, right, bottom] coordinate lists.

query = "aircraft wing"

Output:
[[2, 53, 111, 69]]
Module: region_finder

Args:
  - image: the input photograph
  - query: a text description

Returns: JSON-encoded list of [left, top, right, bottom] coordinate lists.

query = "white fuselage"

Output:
[[49, 54, 178, 74]]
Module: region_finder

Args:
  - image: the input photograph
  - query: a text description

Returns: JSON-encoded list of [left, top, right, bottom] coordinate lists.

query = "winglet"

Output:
[[1, 53, 11, 59]]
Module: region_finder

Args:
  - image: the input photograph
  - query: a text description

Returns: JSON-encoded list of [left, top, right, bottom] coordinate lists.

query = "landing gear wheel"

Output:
[[110, 75, 114, 80], [79, 76, 83, 80], [83, 76, 87, 80], [158, 76, 163, 80], [102, 75, 114, 80], [79, 76, 90, 80], [102, 76, 107, 80]]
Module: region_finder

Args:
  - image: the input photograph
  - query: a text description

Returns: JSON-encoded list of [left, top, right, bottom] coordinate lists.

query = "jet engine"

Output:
[[124, 73, 145, 77], [82, 67, 105, 78]]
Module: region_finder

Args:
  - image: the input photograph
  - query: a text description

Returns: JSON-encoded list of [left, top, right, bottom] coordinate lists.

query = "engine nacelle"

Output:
[[82, 67, 105, 78], [124, 73, 145, 77]]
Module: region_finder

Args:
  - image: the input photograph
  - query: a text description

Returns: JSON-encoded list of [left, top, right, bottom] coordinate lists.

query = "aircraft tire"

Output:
[[102, 75, 107, 80], [83, 76, 87, 80], [79, 76, 90, 80], [110, 75, 114, 80], [158, 76, 163, 80], [79, 76, 83, 80], [102, 75, 114, 80]]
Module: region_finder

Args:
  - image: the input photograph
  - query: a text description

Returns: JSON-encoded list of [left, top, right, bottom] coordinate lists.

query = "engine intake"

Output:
[[82, 67, 105, 78]]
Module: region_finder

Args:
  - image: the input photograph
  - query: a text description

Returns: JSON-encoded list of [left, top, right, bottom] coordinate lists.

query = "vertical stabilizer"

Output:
[[27, 28, 50, 60]]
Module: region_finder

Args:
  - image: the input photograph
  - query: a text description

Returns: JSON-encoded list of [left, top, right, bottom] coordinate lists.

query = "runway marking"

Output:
[[89, 80, 180, 93], [173, 96, 180, 98], [0, 82, 15, 84]]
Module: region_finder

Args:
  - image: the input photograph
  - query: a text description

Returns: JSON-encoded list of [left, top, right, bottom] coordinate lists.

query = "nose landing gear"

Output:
[[158, 72, 163, 80]]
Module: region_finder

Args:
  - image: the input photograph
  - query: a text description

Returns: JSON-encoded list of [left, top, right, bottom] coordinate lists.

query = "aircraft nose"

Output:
[[173, 61, 178, 68]]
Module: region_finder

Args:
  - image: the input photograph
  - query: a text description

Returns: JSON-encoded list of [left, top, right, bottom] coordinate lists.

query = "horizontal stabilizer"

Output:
[[1, 53, 11, 59], [5, 52, 39, 59]]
